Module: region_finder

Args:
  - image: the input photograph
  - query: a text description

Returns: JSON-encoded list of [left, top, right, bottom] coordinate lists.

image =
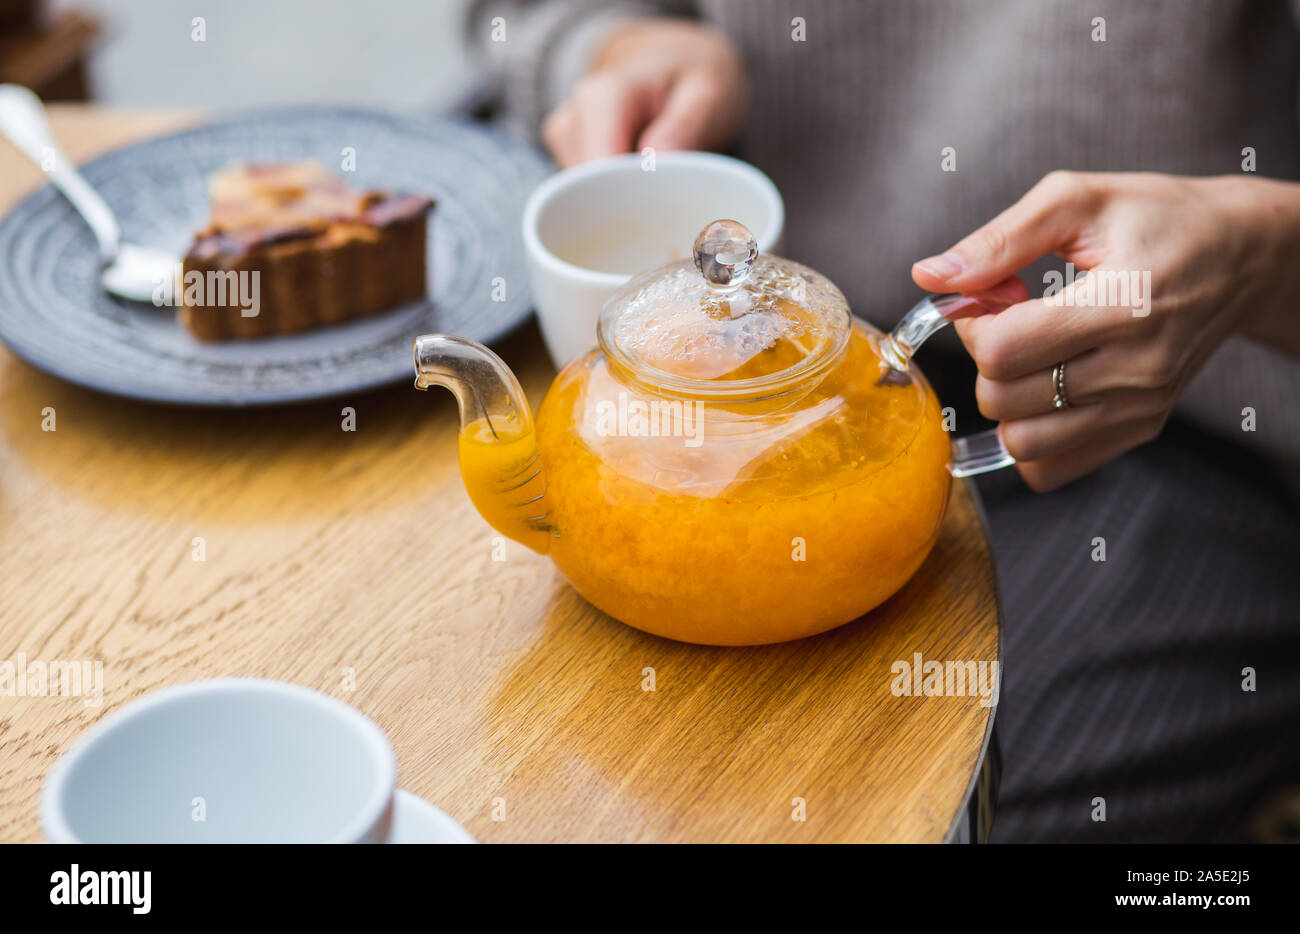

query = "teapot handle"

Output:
[[880, 293, 1016, 478]]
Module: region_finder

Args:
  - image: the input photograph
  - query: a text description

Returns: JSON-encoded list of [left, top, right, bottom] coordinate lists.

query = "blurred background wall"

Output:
[[11, 0, 474, 110]]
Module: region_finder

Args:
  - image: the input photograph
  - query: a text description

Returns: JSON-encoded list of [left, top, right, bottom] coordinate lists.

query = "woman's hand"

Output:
[[541, 19, 746, 168], [912, 171, 1300, 492]]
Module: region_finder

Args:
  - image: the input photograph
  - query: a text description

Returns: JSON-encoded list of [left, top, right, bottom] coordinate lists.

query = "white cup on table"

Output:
[[522, 150, 785, 368], [40, 678, 471, 844]]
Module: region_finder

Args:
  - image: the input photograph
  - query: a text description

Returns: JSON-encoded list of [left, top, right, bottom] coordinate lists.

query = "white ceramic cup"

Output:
[[522, 150, 785, 368], [41, 678, 399, 843]]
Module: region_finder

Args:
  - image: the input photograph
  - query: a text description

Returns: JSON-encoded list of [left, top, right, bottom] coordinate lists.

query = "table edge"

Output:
[[941, 476, 1004, 844]]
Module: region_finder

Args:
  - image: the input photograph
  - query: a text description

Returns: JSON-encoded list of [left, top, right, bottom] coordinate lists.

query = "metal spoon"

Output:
[[0, 84, 175, 303]]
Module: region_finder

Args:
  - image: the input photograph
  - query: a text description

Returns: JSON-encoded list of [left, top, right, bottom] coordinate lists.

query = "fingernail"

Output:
[[914, 251, 965, 282]]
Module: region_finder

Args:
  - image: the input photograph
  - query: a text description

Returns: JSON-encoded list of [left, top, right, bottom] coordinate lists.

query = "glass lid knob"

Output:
[[694, 219, 758, 290]]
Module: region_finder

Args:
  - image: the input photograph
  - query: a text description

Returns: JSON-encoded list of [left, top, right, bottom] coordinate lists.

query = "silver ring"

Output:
[[1051, 362, 1069, 409]]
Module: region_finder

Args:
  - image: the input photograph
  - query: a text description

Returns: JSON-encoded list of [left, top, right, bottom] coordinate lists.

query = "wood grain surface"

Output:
[[0, 108, 1000, 843]]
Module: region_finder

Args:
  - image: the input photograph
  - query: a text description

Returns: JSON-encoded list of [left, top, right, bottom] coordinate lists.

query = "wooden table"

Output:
[[0, 108, 1000, 844]]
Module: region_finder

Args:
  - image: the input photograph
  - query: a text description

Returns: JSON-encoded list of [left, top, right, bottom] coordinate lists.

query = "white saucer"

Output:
[[389, 789, 476, 844]]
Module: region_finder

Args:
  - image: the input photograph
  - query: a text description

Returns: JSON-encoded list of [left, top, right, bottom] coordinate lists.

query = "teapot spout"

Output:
[[413, 334, 552, 554]]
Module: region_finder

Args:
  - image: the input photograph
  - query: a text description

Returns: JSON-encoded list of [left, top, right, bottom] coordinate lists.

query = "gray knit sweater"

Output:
[[470, 0, 1300, 474]]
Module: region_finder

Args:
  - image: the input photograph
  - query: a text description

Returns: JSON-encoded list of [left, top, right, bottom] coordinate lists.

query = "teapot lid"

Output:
[[597, 220, 852, 398]]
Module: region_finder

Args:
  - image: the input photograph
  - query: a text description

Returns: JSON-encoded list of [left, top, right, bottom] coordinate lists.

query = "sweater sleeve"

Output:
[[465, 0, 694, 137]]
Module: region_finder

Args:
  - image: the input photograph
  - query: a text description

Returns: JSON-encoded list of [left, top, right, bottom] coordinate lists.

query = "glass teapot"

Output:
[[413, 220, 1013, 645]]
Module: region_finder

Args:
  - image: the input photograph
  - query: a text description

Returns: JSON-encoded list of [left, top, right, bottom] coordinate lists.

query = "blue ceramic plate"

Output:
[[0, 108, 550, 406]]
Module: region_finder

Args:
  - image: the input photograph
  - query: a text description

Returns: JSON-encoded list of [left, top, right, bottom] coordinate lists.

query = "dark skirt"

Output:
[[978, 419, 1300, 842]]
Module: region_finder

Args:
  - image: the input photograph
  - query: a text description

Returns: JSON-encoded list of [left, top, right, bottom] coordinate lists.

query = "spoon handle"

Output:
[[0, 84, 120, 263]]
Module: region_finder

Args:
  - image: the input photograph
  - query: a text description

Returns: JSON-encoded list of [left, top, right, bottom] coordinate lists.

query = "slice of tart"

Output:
[[179, 162, 433, 340]]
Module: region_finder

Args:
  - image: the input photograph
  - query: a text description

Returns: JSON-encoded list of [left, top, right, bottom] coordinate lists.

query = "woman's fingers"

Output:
[[966, 321, 1180, 491], [951, 261, 1150, 381], [940, 276, 1031, 321], [541, 72, 657, 167], [953, 298, 1111, 382], [539, 104, 575, 166], [976, 367, 1070, 423], [1014, 416, 1166, 492], [542, 68, 726, 167], [1000, 402, 1107, 464], [999, 390, 1165, 465], [639, 68, 737, 153], [542, 21, 746, 168], [575, 73, 656, 161], [972, 327, 1186, 423], [912, 170, 1105, 293], [974, 346, 1130, 421]]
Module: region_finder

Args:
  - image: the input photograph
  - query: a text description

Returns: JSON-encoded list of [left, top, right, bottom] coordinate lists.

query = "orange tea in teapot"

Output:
[[419, 220, 1012, 645]]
